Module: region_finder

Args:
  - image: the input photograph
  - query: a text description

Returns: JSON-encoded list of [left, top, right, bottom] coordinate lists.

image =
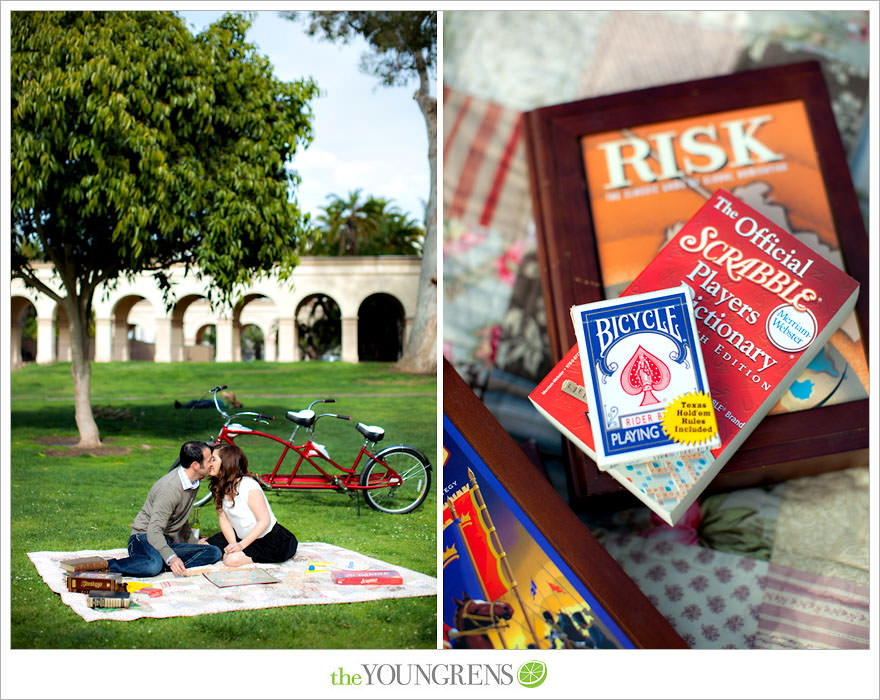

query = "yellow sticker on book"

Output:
[[661, 392, 719, 446]]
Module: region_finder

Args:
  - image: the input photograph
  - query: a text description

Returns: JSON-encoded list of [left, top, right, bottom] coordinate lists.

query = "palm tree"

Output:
[[308, 191, 423, 256], [309, 197, 345, 255], [368, 199, 423, 255], [339, 189, 378, 255]]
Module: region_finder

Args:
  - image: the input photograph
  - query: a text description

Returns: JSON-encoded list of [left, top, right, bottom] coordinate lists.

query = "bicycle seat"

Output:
[[286, 409, 316, 428], [356, 422, 384, 442]]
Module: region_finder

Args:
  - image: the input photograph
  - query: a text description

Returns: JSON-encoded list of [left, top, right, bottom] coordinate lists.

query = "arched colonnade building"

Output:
[[10, 257, 421, 367]]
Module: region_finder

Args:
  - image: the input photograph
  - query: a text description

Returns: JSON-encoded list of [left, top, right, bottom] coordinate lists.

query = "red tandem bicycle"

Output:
[[173, 385, 432, 514]]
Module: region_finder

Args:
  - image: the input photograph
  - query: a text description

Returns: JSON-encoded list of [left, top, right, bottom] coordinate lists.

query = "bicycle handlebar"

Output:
[[210, 384, 265, 423], [210, 386, 343, 426], [228, 410, 274, 422], [317, 412, 351, 422]]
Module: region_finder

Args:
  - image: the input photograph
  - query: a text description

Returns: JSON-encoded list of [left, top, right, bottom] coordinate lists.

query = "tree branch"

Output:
[[11, 266, 64, 304]]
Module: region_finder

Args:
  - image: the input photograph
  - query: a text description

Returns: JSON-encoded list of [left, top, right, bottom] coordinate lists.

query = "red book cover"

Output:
[[529, 344, 597, 460], [531, 190, 859, 524], [331, 570, 403, 586], [66, 571, 122, 592]]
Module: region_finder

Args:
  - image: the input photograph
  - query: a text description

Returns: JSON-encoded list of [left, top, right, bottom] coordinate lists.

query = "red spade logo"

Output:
[[621, 345, 670, 406]]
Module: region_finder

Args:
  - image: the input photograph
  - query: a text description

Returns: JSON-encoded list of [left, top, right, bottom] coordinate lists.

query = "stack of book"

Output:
[[59, 556, 108, 574], [86, 590, 131, 609], [530, 190, 859, 525], [524, 62, 868, 512], [65, 571, 123, 593]]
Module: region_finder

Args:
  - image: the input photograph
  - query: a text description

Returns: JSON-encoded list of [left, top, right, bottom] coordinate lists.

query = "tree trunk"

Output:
[[63, 297, 101, 448], [397, 59, 437, 375]]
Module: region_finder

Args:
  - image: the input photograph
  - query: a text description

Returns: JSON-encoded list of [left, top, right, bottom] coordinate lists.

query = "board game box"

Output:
[[524, 61, 869, 504], [332, 570, 403, 586]]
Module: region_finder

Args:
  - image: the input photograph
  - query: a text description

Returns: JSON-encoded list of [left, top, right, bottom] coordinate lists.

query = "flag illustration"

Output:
[[445, 486, 512, 601], [442, 507, 485, 631]]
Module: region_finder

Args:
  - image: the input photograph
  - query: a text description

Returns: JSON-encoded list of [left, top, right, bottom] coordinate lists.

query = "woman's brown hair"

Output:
[[209, 443, 255, 511]]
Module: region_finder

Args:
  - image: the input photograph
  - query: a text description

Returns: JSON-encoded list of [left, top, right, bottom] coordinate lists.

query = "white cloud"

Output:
[[291, 147, 428, 222]]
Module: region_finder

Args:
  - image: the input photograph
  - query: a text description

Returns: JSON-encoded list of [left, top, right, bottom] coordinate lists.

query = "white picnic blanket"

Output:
[[28, 541, 436, 622]]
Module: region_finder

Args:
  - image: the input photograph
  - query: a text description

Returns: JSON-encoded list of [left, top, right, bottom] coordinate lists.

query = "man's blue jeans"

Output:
[[107, 533, 222, 577]]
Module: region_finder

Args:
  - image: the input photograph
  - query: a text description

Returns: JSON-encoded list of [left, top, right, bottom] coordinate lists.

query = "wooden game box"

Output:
[[443, 359, 686, 648], [523, 61, 869, 506]]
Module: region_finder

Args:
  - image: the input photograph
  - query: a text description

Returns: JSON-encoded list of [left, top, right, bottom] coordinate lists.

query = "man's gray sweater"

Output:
[[131, 468, 198, 562]]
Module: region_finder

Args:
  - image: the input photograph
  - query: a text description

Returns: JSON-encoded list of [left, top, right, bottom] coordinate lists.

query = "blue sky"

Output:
[[179, 10, 431, 224]]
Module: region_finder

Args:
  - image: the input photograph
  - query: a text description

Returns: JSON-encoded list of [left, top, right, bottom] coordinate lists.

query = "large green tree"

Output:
[[11, 11, 318, 447], [285, 10, 437, 373]]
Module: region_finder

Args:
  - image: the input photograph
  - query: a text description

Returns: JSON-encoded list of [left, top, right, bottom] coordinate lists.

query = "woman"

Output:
[[202, 443, 298, 567]]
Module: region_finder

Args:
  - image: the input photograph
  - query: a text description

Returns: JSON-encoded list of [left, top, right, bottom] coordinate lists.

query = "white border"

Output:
[[3, 4, 879, 700]]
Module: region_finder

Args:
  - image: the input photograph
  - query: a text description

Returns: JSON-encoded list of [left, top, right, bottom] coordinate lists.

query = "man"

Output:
[[107, 441, 222, 576], [174, 389, 242, 410]]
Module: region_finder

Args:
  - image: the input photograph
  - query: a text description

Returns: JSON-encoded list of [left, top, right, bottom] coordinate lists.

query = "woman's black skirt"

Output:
[[207, 522, 298, 564]]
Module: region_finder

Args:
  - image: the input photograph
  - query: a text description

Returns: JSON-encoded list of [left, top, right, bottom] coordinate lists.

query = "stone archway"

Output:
[[235, 294, 279, 362], [296, 294, 342, 361], [13, 258, 421, 365], [192, 323, 217, 361], [111, 295, 154, 361], [358, 293, 406, 361], [11, 297, 38, 368], [170, 294, 210, 362], [54, 305, 71, 361], [240, 324, 265, 361]]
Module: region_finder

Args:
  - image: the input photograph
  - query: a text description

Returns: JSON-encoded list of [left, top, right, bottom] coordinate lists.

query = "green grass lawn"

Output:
[[10, 361, 437, 649]]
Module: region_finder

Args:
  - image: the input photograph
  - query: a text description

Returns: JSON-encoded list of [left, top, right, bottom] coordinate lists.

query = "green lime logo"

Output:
[[517, 660, 547, 688]]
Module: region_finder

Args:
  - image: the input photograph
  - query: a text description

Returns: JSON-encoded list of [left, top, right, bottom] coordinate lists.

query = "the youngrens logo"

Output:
[[330, 661, 547, 688], [517, 661, 548, 688]]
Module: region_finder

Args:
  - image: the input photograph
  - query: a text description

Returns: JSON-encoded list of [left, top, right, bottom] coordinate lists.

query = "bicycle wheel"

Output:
[[168, 457, 213, 508], [360, 445, 432, 514]]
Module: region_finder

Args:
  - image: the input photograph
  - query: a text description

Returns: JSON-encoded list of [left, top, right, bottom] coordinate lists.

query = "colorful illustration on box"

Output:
[[579, 99, 867, 411], [442, 418, 631, 649]]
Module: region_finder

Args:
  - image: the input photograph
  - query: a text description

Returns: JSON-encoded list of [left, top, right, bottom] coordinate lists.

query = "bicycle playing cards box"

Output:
[[531, 190, 860, 524], [570, 286, 720, 470]]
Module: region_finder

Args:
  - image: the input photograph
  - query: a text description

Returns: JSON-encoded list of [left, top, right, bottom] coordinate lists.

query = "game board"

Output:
[[203, 568, 280, 588]]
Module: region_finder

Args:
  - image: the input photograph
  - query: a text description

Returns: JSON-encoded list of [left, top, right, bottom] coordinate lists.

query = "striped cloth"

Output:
[[443, 84, 553, 383], [442, 85, 531, 240], [756, 563, 869, 649]]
